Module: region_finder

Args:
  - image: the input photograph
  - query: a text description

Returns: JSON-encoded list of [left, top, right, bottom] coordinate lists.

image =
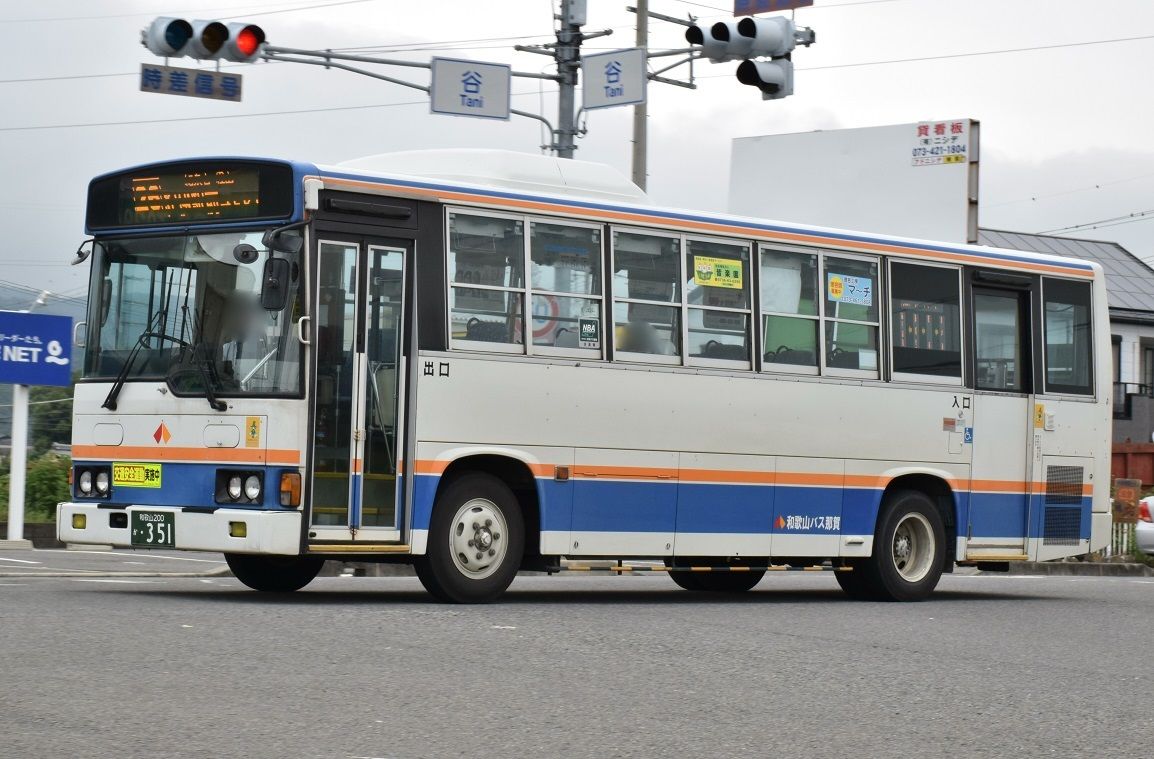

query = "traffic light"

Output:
[[142, 17, 266, 62], [685, 14, 814, 100], [686, 16, 795, 62], [736, 58, 793, 100]]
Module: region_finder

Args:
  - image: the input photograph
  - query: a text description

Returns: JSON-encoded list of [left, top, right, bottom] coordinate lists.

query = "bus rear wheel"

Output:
[[844, 490, 945, 602], [225, 553, 324, 592], [414, 473, 524, 604]]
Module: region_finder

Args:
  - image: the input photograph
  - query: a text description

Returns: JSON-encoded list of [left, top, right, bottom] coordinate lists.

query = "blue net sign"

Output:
[[0, 311, 74, 387]]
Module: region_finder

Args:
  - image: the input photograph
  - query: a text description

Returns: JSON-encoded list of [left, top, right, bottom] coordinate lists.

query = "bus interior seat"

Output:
[[466, 317, 510, 343], [554, 327, 579, 348], [767, 346, 816, 366], [701, 340, 748, 360]]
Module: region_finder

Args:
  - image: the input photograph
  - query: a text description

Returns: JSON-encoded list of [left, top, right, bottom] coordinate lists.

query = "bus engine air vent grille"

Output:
[[1043, 464, 1085, 546], [1044, 465, 1084, 505]]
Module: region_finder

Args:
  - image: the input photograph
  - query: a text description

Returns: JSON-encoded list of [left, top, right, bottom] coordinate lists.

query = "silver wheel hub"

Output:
[[449, 498, 508, 581], [891, 512, 935, 584]]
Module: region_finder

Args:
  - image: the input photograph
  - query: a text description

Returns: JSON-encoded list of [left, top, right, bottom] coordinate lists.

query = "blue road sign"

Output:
[[0, 311, 74, 387]]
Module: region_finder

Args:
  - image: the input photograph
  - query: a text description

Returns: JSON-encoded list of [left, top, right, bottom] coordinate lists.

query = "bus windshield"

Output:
[[84, 230, 303, 399]]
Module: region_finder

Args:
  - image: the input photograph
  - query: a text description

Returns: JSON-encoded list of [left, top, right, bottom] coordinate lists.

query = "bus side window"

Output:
[[448, 212, 525, 348], [1042, 278, 1094, 395], [889, 262, 962, 381]]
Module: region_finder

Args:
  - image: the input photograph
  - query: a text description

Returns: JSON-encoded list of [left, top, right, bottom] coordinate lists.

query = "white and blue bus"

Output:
[[59, 149, 1111, 602]]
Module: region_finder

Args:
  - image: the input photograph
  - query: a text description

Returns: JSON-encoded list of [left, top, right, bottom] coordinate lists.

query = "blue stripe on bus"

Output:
[[71, 462, 289, 510]]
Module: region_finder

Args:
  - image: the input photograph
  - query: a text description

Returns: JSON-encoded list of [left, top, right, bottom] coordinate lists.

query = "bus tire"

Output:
[[855, 490, 945, 602], [225, 553, 324, 592], [415, 473, 524, 604]]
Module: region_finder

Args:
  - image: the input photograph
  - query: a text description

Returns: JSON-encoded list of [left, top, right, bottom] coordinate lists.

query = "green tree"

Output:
[[29, 384, 74, 456]]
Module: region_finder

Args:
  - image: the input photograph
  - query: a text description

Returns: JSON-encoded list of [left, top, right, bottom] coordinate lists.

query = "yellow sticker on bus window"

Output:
[[112, 462, 162, 488], [693, 257, 743, 290], [245, 416, 262, 448]]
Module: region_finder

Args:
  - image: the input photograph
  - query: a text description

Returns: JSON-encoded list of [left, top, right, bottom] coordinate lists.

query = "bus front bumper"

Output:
[[57, 503, 302, 555]]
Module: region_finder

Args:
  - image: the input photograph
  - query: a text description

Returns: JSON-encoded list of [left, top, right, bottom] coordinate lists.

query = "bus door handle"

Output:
[[295, 316, 311, 346], [73, 321, 87, 348]]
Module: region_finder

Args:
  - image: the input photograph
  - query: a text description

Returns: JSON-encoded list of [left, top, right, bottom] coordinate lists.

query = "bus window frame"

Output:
[[887, 259, 965, 387], [1039, 276, 1096, 398], [609, 225, 684, 366], [758, 243, 821, 377], [683, 232, 753, 370], [445, 207, 528, 355], [525, 216, 606, 361], [820, 250, 882, 381]]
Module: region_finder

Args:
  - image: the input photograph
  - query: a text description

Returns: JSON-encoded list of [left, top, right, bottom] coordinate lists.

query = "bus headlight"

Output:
[[243, 475, 261, 501], [227, 475, 243, 501], [95, 471, 111, 495], [78, 470, 93, 495]]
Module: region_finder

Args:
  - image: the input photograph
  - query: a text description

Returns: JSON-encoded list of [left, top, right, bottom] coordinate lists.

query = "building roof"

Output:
[[979, 228, 1154, 317]]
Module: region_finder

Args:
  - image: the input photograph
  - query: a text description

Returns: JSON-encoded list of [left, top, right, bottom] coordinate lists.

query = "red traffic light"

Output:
[[224, 23, 266, 62]]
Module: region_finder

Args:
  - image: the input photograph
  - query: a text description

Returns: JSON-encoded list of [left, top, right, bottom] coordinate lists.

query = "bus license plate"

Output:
[[130, 511, 175, 548]]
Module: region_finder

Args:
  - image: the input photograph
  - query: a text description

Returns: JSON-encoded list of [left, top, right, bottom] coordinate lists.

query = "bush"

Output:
[[0, 454, 69, 523]]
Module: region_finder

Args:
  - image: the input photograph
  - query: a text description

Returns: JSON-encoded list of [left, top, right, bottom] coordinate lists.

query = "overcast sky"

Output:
[[3, 0, 1154, 303]]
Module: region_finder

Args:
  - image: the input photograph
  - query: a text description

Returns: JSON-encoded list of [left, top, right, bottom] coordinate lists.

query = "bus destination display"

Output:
[[120, 169, 260, 224]]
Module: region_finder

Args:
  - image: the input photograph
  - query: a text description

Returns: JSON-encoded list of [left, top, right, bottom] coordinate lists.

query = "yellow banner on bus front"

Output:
[[112, 462, 162, 488]]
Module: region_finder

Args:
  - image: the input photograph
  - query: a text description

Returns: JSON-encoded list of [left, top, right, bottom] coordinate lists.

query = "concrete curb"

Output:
[[1001, 561, 1154, 577]]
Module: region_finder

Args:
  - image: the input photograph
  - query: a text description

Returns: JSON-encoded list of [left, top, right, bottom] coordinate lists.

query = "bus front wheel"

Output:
[[225, 553, 325, 592], [844, 490, 945, 602], [415, 473, 525, 603]]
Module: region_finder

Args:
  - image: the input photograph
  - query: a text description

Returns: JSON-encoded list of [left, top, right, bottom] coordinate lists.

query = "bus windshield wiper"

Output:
[[189, 343, 228, 412], [102, 311, 168, 411]]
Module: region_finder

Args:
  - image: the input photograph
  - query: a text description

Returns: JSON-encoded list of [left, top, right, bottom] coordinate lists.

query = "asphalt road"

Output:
[[2, 571, 1151, 758]]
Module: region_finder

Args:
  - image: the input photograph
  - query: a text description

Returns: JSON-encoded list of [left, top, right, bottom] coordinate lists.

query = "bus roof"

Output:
[[313, 150, 1099, 279]]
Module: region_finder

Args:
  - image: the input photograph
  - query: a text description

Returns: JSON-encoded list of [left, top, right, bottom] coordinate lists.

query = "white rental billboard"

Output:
[[728, 120, 980, 243]]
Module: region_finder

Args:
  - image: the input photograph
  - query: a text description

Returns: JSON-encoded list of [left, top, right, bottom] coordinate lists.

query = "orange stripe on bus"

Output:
[[71, 445, 301, 466]]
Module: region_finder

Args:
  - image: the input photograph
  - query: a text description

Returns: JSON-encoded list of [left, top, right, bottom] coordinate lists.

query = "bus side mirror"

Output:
[[260, 258, 291, 310]]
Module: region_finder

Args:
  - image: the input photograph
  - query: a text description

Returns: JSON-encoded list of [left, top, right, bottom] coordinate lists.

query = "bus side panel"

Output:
[[413, 353, 975, 561]]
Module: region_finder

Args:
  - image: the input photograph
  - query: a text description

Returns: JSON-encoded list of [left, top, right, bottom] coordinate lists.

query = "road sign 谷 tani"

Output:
[[430, 58, 511, 120], [0, 311, 73, 387], [582, 48, 646, 111]]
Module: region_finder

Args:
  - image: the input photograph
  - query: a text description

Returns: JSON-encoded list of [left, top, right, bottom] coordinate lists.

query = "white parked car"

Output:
[[1137, 496, 1154, 555]]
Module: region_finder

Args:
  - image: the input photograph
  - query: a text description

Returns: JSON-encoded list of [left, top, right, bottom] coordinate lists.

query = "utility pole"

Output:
[[631, 0, 648, 189], [555, 0, 585, 159]]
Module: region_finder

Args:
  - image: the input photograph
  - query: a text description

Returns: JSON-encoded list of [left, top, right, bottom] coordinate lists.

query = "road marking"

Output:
[[0, 557, 41, 564], [0, 582, 27, 586], [41, 550, 224, 563], [70, 578, 165, 584]]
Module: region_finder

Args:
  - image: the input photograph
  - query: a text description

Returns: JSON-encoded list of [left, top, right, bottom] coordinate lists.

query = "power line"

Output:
[[0, 0, 377, 24], [0, 33, 552, 85], [1040, 209, 1154, 235]]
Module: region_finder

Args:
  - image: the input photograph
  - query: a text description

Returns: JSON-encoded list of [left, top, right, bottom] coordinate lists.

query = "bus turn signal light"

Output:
[[280, 472, 301, 508]]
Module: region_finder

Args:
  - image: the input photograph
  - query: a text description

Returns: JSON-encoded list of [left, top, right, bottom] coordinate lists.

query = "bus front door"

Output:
[[309, 239, 408, 544]]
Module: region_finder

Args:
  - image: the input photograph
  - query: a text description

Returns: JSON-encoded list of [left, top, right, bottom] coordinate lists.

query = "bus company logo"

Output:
[[153, 422, 172, 444], [776, 515, 841, 531]]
